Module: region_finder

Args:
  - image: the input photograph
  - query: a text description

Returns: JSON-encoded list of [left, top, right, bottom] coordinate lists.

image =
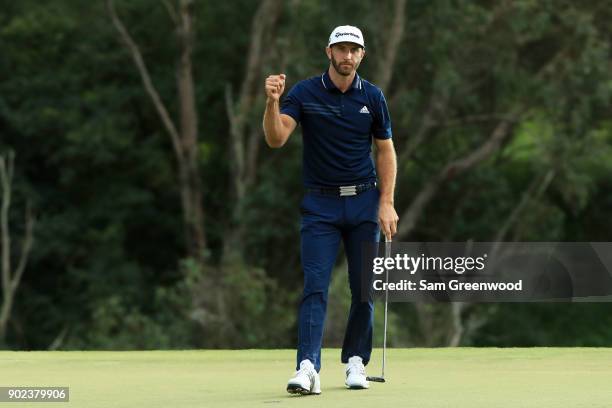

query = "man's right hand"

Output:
[[265, 74, 286, 102]]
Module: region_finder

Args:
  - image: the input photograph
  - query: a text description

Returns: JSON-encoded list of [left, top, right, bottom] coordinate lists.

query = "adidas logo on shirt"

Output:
[[359, 106, 369, 114]]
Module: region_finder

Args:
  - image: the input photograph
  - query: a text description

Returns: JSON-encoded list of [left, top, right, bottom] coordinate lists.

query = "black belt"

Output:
[[306, 182, 377, 197]]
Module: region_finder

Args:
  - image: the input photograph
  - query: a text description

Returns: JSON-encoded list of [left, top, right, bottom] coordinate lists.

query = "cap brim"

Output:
[[328, 40, 365, 48]]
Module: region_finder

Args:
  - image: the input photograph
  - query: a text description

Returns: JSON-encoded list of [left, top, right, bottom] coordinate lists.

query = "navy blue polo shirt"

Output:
[[280, 70, 392, 187]]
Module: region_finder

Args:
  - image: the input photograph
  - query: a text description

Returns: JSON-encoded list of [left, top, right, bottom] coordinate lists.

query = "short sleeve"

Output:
[[372, 90, 392, 139], [280, 83, 302, 124]]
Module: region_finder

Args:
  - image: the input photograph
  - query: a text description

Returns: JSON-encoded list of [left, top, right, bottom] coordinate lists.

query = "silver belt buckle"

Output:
[[339, 185, 357, 196]]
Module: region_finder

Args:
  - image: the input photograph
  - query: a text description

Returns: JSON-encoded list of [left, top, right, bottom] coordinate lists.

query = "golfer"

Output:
[[263, 25, 398, 395]]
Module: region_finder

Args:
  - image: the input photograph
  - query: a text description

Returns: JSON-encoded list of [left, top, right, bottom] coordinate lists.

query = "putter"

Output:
[[367, 235, 391, 383]]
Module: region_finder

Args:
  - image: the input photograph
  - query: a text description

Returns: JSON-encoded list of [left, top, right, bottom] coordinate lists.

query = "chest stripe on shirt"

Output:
[[302, 102, 341, 112], [303, 102, 341, 117]]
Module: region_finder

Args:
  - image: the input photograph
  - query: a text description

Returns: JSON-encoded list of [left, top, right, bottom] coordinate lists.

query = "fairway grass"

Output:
[[1, 348, 611, 407]]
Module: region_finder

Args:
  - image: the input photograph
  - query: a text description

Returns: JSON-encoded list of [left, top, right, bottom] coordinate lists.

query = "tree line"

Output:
[[1, 0, 611, 349]]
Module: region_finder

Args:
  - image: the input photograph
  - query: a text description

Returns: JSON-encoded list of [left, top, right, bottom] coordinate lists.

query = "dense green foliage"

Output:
[[0, 0, 611, 350]]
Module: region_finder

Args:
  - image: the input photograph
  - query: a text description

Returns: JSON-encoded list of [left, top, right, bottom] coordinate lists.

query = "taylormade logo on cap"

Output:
[[328, 25, 365, 48]]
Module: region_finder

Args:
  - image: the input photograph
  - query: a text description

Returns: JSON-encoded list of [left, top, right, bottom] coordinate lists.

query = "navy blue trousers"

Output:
[[296, 187, 380, 372]]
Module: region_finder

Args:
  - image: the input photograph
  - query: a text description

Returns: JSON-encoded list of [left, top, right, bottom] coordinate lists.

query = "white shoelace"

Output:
[[347, 361, 365, 376], [295, 366, 309, 376], [295, 364, 315, 381]]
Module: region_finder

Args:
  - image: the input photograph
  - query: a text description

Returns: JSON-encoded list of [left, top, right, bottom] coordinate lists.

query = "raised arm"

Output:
[[263, 74, 297, 148]]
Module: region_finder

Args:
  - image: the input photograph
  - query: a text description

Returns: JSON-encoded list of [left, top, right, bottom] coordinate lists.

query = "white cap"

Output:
[[328, 25, 365, 48]]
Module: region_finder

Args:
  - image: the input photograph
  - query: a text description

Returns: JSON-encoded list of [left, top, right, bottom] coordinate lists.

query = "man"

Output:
[[263, 25, 398, 395]]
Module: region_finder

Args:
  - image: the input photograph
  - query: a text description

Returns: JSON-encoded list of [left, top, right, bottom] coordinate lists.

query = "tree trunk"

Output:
[[176, 0, 206, 261], [375, 0, 407, 94], [397, 117, 518, 240], [107, 0, 207, 261], [0, 152, 35, 343], [223, 0, 282, 256]]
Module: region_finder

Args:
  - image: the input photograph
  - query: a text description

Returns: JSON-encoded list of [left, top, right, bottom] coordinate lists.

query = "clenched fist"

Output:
[[265, 74, 286, 102]]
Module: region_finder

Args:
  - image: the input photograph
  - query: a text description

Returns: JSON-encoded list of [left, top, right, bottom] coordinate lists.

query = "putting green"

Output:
[[1, 348, 611, 407]]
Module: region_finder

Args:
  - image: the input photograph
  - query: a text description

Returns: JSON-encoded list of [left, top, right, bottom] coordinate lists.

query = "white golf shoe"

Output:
[[286, 359, 321, 395], [345, 356, 369, 389]]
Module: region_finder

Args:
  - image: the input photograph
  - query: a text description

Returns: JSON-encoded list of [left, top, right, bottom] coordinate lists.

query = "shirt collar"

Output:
[[321, 69, 362, 92]]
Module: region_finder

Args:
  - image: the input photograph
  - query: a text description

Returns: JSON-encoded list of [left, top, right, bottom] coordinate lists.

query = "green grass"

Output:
[[1, 348, 611, 407]]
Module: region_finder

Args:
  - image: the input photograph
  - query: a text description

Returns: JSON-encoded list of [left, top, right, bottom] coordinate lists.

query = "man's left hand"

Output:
[[378, 201, 399, 240]]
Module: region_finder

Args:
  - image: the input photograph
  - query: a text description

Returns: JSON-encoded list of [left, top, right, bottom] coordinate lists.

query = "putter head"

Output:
[[366, 376, 385, 383]]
